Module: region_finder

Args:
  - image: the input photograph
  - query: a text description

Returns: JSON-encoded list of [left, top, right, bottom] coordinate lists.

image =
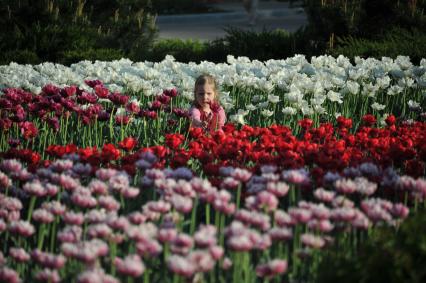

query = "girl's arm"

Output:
[[189, 107, 205, 128], [218, 107, 226, 128]]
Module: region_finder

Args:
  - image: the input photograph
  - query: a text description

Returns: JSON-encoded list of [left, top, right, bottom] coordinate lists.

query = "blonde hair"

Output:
[[193, 74, 220, 104]]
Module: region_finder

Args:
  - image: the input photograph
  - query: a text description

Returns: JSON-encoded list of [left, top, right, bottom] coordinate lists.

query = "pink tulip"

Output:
[[98, 196, 120, 211], [351, 210, 371, 229], [391, 203, 409, 219], [311, 204, 331, 220], [8, 220, 35, 237], [188, 250, 215, 272], [0, 159, 22, 173], [34, 268, 60, 283], [57, 225, 83, 243], [307, 219, 334, 232], [0, 251, 5, 265], [106, 215, 130, 231], [56, 174, 81, 192], [9, 247, 30, 262], [289, 208, 312, 224], [266, 181, 289, 197], [0, 219, 6, 233], [108, 173, 130, 192], [221, 257, 233, 270], [0, 267, 21, 283], [146, 200, 171, 214], [255, 191, 279, 212], [77, 268, 119, 283], [354, 177, 377, 195], [209, 245, 224, 260], [122, 187, 140, 198], [170, 233, 194, 255], [127, 211, 147, 225], [71, 190, 97, 208], [334, 178, 357, 194], [282, 168, 310, 186], [256, 259, 288, 278], [115, 254, 145, 277], [221, 177, 240, 190], [31, 249, 66, 269], [227, 234, 253, 252], [88, 180, 108, 195], [194, 225, 217, 248], [32, 208, 55, 223], [170, 194, 193, 214], [50, 159, 74, 173], [231, 168, 252, 182], [330, 207, 357, 222], [167, 255, 196, 277], [63, 211, 84, 226], [23, 180, 46, 196], [332, 196, 355, 208], [0, 171, 11, 189], [174, 180, 196, 197], [274, 210, 295, 227], [268, 227, 293, 241], [87, 223, 112, 239], [313, 188, 335, 202], [158, 228, 178, 243], [301, 233, 325, 249], [1, 196, 23, 211], [96, 168, 119, 181], [136, 238, 163, 257]]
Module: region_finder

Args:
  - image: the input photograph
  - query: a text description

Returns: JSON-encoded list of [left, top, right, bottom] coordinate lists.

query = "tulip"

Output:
[[114, 254, 145, 277]]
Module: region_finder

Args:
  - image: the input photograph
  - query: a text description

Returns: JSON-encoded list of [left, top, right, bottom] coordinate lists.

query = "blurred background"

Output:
[[0, 0, 425, 65]]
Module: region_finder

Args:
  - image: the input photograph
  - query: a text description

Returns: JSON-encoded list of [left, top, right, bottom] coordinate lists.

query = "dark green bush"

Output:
[[140, 39, 208, 63], [357, 0, 426, 38], [316, 210, 426, 283], [149, 0, 223, 15], [0, 50, 40, 65], [332, 28, 426, 65], [0, 0, 156, 65], [220, 27, 325, 61], [59, 48, 125, 66], [142, 27, 325, 63], [304, 0, 426, 39]]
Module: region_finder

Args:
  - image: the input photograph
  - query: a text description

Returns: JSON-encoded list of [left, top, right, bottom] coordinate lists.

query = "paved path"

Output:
[[156, 0, 307, 41]]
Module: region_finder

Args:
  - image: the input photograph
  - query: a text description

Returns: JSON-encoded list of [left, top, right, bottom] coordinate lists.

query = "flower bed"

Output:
[[0, 55, 425, 282]]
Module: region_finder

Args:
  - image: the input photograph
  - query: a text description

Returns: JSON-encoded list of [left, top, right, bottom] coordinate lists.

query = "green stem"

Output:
[[50, 216, 59, 252], [144, 269, 150, 283], [206, 203, 211, 225], [37, 223, 45, 250], [190, 197, 198, 235], [27, 196, 37, 222], [110, 241, 117, 276], [236, 185, 242, 210]]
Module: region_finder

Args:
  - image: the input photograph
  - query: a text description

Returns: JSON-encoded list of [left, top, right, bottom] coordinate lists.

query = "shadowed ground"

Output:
[[156, 0, 307, 41]]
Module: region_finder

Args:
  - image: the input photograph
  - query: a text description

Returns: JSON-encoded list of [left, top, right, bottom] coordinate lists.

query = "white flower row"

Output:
[[1, 55, 425, 122]]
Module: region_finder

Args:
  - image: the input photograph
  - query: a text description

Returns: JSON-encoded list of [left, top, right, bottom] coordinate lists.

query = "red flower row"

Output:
[[0, 82, 186, 139], [2, 117, 425, 183]]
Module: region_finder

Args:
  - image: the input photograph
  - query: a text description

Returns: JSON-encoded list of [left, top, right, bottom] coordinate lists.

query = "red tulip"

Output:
[[118, 137, 138, 151]]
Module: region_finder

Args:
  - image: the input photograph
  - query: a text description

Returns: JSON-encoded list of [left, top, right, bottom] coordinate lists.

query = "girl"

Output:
[[189, 74, 226, 133]]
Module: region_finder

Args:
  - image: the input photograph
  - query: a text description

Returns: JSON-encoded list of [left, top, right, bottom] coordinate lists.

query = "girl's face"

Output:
[[195, 83, 216, 109]]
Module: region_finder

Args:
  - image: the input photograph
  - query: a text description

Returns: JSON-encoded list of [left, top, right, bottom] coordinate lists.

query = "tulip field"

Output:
[[0, 55, 425, 282]]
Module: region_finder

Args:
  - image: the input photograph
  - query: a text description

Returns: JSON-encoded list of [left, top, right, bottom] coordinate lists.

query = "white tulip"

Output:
[[267, 94, 280, 104], [282, 107, 297, 115], [230, 114, 246, 125], [258, 101, 269, 109], [261, 109, 274, 117], [246, 104, 257, 111], [371, 102, 386, 111], [327, 90, 343, 104]]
